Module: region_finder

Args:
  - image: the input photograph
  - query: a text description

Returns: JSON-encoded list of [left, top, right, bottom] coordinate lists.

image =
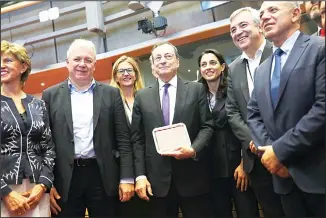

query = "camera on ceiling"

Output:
[[137, 1, 168, 36], [138, 15, 167, 34]]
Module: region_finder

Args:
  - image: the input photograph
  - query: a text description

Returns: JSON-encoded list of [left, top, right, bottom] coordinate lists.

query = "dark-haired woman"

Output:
[[198, 49, 259, 217]]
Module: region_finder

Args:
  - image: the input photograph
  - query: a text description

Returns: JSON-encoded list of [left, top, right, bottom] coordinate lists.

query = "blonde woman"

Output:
[[1, 40, 55, 217], [111, 55, 144, 124], [110, 55, 148, 217]]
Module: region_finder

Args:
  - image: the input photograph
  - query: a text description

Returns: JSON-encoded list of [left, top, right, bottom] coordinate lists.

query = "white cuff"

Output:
[[120, 178, 134, 184], [135, 175, 147, 182]]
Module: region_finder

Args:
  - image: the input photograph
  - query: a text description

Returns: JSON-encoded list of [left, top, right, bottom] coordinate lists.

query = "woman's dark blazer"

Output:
[[1, 95, 55, 197]]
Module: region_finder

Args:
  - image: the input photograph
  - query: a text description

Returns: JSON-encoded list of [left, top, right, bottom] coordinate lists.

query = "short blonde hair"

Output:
[[1, 40, 31, 82], [110, 55, 144, 99]]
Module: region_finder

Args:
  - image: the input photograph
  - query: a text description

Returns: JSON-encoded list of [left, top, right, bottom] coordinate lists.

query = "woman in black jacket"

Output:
[[1, 40, 55, 217], [110, 55, 148, 217], [198, 49, 259, 217]]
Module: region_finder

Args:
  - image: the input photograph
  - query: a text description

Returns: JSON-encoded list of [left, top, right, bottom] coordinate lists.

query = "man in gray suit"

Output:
[[132, 42, 214, 217], [225, 7, 284, 217], [42, 39, 134, 217], [248, 1, 325, 217]]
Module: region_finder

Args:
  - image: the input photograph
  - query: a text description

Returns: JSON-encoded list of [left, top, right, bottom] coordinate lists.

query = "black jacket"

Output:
[[1, 95, 56, 197], [198, 78, 242, 178]]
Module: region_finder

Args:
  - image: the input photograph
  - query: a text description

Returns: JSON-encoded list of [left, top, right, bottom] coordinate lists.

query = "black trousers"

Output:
[[52, 159, 118, 217], [210, 177, 259, 217], [148, 179, 212, 217], [280, 183, 325, 217], [118, 194, 149, 217], [249, 157, 285, 217]]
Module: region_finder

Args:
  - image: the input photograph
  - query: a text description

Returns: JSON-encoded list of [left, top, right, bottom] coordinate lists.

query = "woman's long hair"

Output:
[[110, 55, 144, 100]]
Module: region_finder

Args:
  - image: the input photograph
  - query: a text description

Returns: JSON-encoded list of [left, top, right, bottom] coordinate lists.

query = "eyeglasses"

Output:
[[117, 68, 134, 74], [153, 53, 174, 63], [68, 57, 94, 65]]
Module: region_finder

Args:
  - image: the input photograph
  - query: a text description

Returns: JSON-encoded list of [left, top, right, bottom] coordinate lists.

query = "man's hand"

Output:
[[2, 191, 30, 216], [49, 186, 61, 215], [135, 178, 153, 201], [276, 166, 291, 178], [249, 141, 258, 154], [258, 145, 282, 174], [119, 183, 135, 202], [161, 146, 196, 160], [234, 159, 249, 192]]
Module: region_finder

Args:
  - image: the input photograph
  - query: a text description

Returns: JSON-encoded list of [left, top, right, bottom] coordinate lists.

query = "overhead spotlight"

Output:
[[39, 7, 60, 22], [48, 7, 59, 20], [39, 10, 49, 22], [128, 1, 145, 10]]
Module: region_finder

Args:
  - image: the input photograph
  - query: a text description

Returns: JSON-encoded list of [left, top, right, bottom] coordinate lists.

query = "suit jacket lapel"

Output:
[[260, 41, 273, 64], [61, 80, 74, 136], [237, 60, 250, 103], [275, 33, 309, 109], [149, 81, 165, 126], [93, 81, 103, 130], [172, 77, 187, 124], [263, 56, 275, 114], [211, 95, 228, 128]]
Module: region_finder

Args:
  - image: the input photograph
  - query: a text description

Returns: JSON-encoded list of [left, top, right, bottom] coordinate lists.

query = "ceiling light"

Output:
[[39, 10, 49, 22], [48, 7, 59, 20], [128, 1, 145, 10]]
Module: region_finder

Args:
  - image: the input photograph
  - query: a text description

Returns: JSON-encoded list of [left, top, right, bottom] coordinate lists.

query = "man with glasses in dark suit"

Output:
[[132, 42, 214, 217]]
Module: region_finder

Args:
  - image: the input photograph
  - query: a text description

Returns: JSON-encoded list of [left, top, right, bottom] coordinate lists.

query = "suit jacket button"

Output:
[[70, 163, 73, 168]]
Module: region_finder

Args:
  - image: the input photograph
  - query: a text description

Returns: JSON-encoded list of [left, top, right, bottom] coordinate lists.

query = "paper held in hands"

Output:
[[152, 123, 191, 155]]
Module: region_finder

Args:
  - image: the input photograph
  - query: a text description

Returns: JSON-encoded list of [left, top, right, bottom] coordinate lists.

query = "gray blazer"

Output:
[[225, 41, 273, 173], [42, 80, 133, 202], [247, 33, 325, 194]]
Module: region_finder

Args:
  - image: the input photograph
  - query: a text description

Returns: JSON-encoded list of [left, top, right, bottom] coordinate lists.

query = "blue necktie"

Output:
[[271, 48, 284, 108], [162, 83, 170, 126]]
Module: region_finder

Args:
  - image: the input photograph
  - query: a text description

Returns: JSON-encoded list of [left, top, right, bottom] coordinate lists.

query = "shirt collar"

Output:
[[68, 78, 96, 93], [158, 75, 178, 90], [272, 30, 300, 55], [241, 39, 266, 61]]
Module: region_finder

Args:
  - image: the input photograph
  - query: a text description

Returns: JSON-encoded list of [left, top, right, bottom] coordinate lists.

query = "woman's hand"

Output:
[[2, 191, 30, 216], [21, 184, 46, 209]]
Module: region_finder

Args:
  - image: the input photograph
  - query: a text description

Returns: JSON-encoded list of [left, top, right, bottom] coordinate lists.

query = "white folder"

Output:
[[152, 123, 191, 154]]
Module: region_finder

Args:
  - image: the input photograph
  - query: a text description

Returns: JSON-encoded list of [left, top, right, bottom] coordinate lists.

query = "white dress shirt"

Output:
[[241, 39, 266, 97], [271, 30, 300, 77], [68, 79, 96, 159], [123, 100, 132, 124]]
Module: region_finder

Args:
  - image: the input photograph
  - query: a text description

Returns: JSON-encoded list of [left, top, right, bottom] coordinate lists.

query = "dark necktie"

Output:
[[320, 28, 325, 37], [271, 48, 284, 109], [162, 83, 170, 126]]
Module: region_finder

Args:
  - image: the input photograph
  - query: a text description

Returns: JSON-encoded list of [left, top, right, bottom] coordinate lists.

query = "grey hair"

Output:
[[230, 7, 260, 26], [66, 39, 96, 59], [151, 41, 180, 60], [284, 1, 300, 9]]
